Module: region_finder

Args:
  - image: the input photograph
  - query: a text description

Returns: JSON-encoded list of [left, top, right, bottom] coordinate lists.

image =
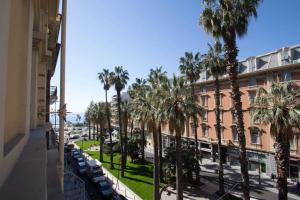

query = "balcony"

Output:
[[0, 127, 63, 200]]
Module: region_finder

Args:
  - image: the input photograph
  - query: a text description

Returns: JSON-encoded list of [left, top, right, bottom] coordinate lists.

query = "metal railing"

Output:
[[64, 171, 86, 200]]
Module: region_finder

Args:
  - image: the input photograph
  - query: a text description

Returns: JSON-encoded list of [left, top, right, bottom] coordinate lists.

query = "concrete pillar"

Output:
[[25, 0, 34, 134], [30, 50, 39, 129], [59, 0, 68, 190], [0, 1, 11, 185]]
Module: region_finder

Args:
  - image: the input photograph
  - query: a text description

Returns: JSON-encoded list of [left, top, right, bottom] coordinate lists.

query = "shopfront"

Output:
[[289, 159, 300, 179]]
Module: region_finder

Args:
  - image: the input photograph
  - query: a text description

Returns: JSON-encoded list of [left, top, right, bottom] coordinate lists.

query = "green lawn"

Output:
[[75, 140, 154, 200]]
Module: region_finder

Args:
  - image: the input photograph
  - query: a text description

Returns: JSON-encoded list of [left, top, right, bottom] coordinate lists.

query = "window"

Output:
[[249, 91, 256, 105], [249, 58, 256, 72], [191, 123, 196, 136], [200, 86, 207, 93], [282, 71, 291, 81], [281, 49, 290, 65], [250, 127, 260, 144], [248, 77, 257, 87], [202, 125, 209, 137], [201, 96, 208, 107], [202, 110, 208, 122], [232, 126, 238, 141], [290, 135, 297, 150]]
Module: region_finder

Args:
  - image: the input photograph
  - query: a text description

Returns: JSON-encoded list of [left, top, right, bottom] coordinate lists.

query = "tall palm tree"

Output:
[[179, 52, 202, 184], [90, 103, 98, 140], [121, 100, 132, 165], [133, 79, 160, 200], [112, 66, 129, 177], [98, 68, 115, 169], [164, 75, 204, 200], [202, 41, 226, 195], [148, 67, 169, 182], [130, 78, 149, 163], [96, 102, 107, 162], [251, 82, 300, 200], [85, 101, 94, 140], [200, 1, 262, 198]]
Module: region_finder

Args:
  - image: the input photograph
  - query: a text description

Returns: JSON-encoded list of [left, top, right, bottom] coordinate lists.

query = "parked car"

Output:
[[66, 143, 74, 152], [70, 134, 80, 139], [76, 161, 87, 174], [112, 194, 127, 200], [98, 180, 113, 198], [72, 151, 80, 159], [81, 133, 89, 138], [76, 157, 85, 164], [86, 160, 105, 183]]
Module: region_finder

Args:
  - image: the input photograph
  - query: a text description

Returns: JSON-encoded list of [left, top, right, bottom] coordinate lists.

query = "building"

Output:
[[0, 0, 63, 199], [161, 44, 300, 179]]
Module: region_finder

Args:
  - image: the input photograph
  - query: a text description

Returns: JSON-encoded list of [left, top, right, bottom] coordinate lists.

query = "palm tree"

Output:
[[200, 1, 262, 198], [133, 78, 160, 199], [85, 101, 94, 140], [98, 68, 115, 169], [130, 78, 149, 163], [111, 66, 129, 177], [251, 82, 300, 200], [179, 52, 202, 184], [90, 103, 98, 140], [121, 100, 132, 165], [202, 41, 226, 195], [96, 102, 107, 162], [148, 67, 169, 182], [164, 75, 204, 200]]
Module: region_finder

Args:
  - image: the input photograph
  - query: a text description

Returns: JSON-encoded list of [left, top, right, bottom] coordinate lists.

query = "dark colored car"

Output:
[[98, 180, 113, 198]]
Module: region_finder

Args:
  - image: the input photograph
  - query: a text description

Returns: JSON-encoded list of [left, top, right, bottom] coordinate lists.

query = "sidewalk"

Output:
[[200, 158, 300, 200]]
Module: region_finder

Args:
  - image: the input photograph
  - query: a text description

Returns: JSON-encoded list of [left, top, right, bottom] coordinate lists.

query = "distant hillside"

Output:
[[50, 113, 85, 124]]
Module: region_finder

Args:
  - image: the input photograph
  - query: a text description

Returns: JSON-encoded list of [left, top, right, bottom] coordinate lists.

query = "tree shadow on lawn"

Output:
[[122, 174, 153, 185], [124, 165, 153, 178]]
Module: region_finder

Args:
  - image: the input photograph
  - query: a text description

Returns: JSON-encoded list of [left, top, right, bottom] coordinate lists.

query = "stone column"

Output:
[[0, 0, 11, 187]]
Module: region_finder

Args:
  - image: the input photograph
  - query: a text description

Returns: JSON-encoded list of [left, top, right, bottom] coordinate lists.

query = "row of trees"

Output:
[[85, 1, 299, 200]]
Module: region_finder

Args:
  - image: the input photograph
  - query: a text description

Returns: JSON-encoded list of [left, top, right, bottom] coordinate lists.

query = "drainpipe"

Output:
[[58, 0, 67, 191]]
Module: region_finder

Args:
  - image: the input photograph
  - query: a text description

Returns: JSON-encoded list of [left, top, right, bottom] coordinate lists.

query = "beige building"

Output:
[[0, 0, 63, 199]]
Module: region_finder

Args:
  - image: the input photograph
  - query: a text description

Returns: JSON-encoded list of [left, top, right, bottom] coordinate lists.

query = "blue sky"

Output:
[[51, 0, 300, 113]]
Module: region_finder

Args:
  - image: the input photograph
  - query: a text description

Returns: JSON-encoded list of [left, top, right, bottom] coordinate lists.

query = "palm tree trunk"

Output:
[[105, 90, 114, 169], [123, 115, 128, 166], [153, 122, 160, 200], [130, 120, 134, 138], [97, 123, 99, 140], [215, 76, 224, 195], [175, 126, 183, 200], [158, 124, 163, 182], [117, 91, 125, 177], [274, 133, 290, 200], [88, 120, 91, 140], [100, 123, 104, 162], [93, 124, 95, 140], [224, 30, 250, 200], [141, 122, 145, 163], [191, 84, 200, 184]]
